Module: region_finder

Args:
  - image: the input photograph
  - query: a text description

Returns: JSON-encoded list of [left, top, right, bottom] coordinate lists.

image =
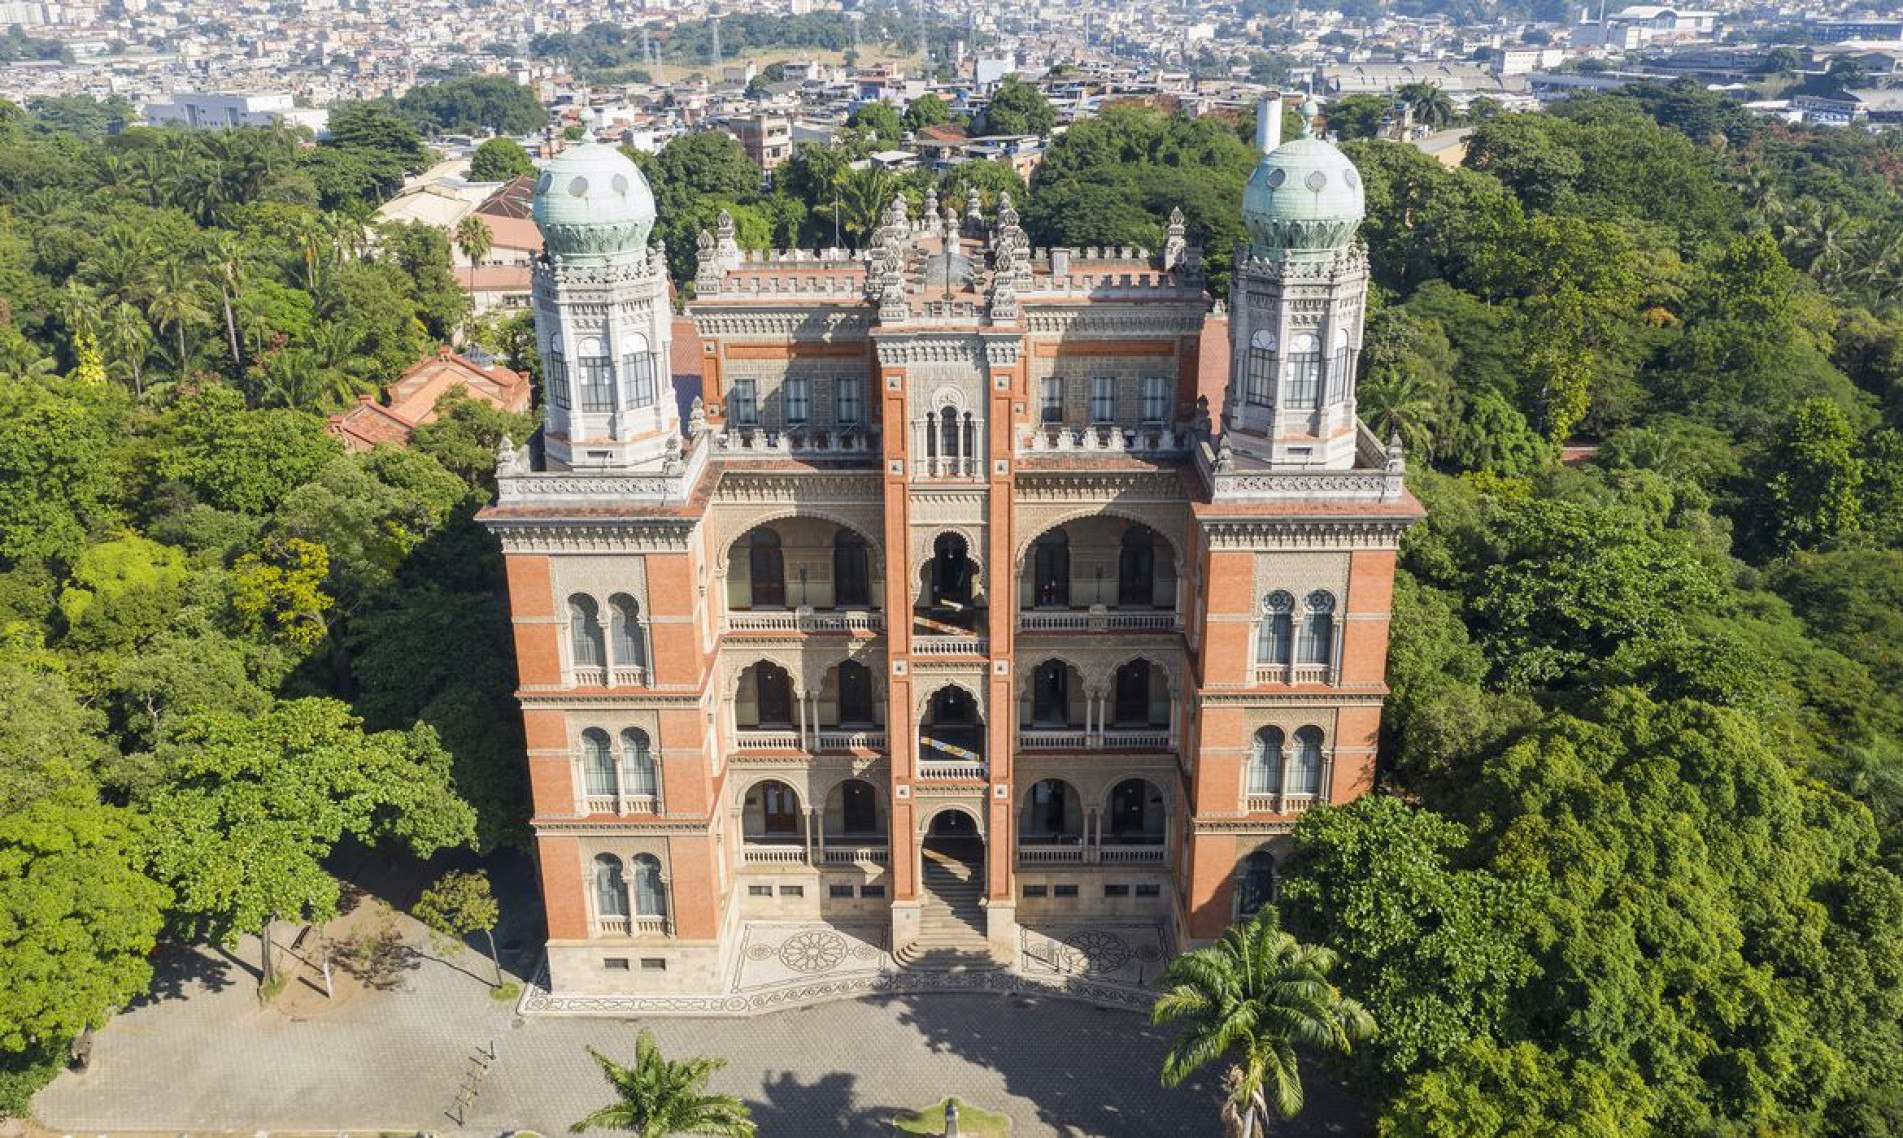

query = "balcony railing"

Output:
[[596, 915, 629, 935], [1253, 663, 1337, 686], [1017, 844, 1087, 864], [1100, 729, 1171, 750], [584, 793, 659, 816], [815, 729, 888, 751], [571, 666, 607, 687], [610, 666, 648, 687], [912, 636, 986, 656], [822, 844, 890, 865], [1017, 609, 1180, 633], [1246, 793, 1320, 815], [735, 729, 802, 750], [725, 609, 883, 634], [1099, 846, 1167, 864], [742, 844, 809, 865], [633, 915, 668, 936], [917, 760, 988, 780], [1019, 728, 1088, 750]]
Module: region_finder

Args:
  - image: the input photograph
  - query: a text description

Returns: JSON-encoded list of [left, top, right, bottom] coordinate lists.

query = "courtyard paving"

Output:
[[34, 914, 1372, 1137]]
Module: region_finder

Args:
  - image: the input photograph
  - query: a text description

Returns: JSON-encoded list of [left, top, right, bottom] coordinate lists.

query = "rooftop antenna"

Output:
[[711, 7, 722, 68]]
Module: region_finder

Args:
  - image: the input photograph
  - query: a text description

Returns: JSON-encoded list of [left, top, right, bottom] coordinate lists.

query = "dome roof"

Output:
[[1240, 110, 1365, 259], [531, 143, 656, 260]]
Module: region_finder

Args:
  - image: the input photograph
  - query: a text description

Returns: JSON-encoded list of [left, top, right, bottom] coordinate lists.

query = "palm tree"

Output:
[[0, 326, 57, 383], [570, 1032, 755, 1138], [1151, 908, 1375, 1138], [104, 301, 153, 398], [205, 232, 249, 377], [1395, 82, 1454, 132], [833, 166, 900, 247], [453, 214, 494, 321], [145, 260, 212, 374], [1357, 366, 1439, 458]]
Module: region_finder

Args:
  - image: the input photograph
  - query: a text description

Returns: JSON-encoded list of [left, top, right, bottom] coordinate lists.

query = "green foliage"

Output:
[[1767, 397, 1866, 552], [414, 869, 502, 984], [846, 101, 903, 146], [0, 791, 169, 1054], [468, 136, 534, 183], [394, 75, 547, 136], [0, 380, 131, 566], [981, 77, 1055, 137], [571, 1032, 757, 1138], [1152, 908, 1377, 1134], [1326, 95, 1392, 141], [155, 387, 340, 514], [1282, 797, 1538, 1076], [144, 698, 474, 946]]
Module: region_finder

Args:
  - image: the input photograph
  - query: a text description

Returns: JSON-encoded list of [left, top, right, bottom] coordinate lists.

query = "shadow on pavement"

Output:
[[749, 1070, 890, 1137], [129, 941, 246, 1008]]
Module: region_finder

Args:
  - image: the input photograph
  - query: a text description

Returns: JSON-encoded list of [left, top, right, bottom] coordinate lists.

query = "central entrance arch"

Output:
[[914, 806, 989, 958]]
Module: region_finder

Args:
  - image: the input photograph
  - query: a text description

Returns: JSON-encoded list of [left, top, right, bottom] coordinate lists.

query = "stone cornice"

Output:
[[1013, 470, 1187, 501], [516, 691, 706, 707], [689, 308, 874, 339], [1190, 818, 1298, 835], [710, 470, 883, 504], [1023, 310, 1206, 337], [489, 520, 698, 554], [872, 335, 1021, 367], [1192, 689, 1388, 705], [1199, 519, 1413, 550], [533, 819, 714, 835]]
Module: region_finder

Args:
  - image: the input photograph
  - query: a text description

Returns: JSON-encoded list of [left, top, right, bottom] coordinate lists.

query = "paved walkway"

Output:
[[34, 917, 1371, 1136]]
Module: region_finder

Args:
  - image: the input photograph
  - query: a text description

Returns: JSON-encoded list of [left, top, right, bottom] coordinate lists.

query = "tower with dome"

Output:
[[480, 118, 1421, 1003]]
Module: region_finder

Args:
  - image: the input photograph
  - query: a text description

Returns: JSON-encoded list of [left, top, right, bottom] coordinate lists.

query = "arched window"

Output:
[[569, 595, 605, 670], [1032, 530, 1069, 608], [931, 534, 972, 607], [939, 406, 960, 460], [630, 853, 666, 918], [754, 663, 793, 727], [1299, 591, 1336, 666], [546, 333, 569, 409], [1248, 727, 1284, 796], [1109, 778, 1166, 842], [839, 779, 879, 835], [1257, 591, 1294, 667], [1031, 661, 1070, 727], [1023, 779, 1077, 840], [754, 780, 801, 835], [609, 594, 646, 674], [1245, 329, 1276, 406], [593, 853, 629, 919], [833, 530, 870, 608], [1292, 727, 1324, 797], [1118, 527, 1156, 607], [1329, 327, 1352, 403], [621, 728, 656, 797], [836, 661, 875, 726], [621, 332, 656, 409], [1285, 333, 1322, 409], [1238, 851, 1276, 917], [582, 729, 616, 797], [576, 335, 615, 412], [1114, 660, 1163, 726], [748, 530, 785, 608]]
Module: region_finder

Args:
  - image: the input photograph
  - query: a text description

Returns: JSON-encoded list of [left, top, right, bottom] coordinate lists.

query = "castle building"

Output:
[[478, 107, 1422, 996]]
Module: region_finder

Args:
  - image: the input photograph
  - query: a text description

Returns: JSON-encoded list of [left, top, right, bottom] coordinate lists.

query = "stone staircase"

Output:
[[895, 841, 1003, 970]]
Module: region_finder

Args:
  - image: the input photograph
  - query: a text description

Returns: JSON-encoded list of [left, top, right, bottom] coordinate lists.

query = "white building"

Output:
[[142, 92, 329, 134]]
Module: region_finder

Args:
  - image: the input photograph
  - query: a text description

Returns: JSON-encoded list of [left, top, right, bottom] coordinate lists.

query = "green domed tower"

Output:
[[530, 143, 678, 471], [1225, 97, 1370, 470]]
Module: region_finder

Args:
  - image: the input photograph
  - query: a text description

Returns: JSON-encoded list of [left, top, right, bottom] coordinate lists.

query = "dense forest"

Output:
[[0, 94, 533, 1110], [2, 73, 1903, 1134]]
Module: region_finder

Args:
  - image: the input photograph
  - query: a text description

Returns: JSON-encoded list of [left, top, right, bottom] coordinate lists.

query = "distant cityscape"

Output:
[[0, 0, 1900, 144]]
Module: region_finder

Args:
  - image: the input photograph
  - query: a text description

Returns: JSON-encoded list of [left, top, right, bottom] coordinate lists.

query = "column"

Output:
[[794, 688, 809, 750], [1277, 744, 1294, 815]]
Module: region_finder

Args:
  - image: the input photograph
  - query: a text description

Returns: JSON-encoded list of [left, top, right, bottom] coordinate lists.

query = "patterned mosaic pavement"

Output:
[[520, 919, 1168, 1016]]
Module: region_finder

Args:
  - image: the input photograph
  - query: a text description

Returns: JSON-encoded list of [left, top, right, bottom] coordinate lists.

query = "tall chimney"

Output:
[[1256, 94, 1282, 154]]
